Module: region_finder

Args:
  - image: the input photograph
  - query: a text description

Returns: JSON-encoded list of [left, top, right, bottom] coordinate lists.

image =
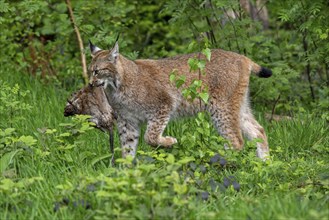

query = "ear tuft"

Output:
[[89, 39, 102, 56], [109, 41, 119, 63]]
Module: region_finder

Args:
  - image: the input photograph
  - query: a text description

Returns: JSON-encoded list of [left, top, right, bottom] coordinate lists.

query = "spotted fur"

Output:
[[64, 84, 114, 131], [89, 41, 272, 160]]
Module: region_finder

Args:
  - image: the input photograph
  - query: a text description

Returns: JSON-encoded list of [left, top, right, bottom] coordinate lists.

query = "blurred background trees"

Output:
[[0, 0, 328, 117]]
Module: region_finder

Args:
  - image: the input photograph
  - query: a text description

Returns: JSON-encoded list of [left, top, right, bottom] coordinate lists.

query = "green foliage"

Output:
[[47, 132, 328, 219], [179, 112, 226, 152], [265, 0, 329, 115], [0, 128, 36, 176], [0, 114, 95, 179], [0, 177, 44, 211], [170, 41, 210, 104], [34, 115, 96, 165], [0, 82, 32, 128]]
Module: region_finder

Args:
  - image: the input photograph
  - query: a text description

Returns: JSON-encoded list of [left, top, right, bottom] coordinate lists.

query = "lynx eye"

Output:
[[94, 70, 99, 76]]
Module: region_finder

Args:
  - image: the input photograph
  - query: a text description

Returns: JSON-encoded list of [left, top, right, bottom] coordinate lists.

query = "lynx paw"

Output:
[[256, 148, 270, 161], [224, 143, 231, 150], [160, 136, 177, 147]]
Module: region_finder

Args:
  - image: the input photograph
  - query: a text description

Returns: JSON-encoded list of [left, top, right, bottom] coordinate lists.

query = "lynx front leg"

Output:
[[144, 113, 177, 147], [117, 118, 140, 158]]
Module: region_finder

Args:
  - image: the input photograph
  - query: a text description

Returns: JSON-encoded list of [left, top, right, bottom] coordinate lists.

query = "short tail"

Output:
[[251, 61, 272, 78]]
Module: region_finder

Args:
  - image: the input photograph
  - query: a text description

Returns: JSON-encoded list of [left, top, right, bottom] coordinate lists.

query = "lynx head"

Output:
[[88, 40, 121, 90], [64, 86, 90, 117], [64, 84, 114, 131]]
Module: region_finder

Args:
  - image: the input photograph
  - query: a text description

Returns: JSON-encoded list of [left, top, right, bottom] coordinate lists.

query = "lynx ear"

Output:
[[109, 41, 119, 63], [89, 39, 102, 57]]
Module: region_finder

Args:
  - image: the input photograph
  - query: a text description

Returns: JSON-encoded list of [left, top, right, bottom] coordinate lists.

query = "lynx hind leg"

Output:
[[144, 112, 177, 147], [208, 100, 244, 150], [117, 118, 140, 158], [240, 96, 270, 160]]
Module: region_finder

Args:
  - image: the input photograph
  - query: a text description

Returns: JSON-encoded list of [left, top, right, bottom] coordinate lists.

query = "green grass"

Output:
[[1, 68, 328, 220]]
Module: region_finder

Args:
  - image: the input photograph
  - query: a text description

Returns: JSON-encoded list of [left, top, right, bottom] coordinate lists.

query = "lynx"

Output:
[[88, 41, 272, 160], [64, 84, 115, 163]]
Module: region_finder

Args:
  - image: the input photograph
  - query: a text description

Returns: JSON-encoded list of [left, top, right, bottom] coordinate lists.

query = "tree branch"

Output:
[[65, 0, 88, 84]]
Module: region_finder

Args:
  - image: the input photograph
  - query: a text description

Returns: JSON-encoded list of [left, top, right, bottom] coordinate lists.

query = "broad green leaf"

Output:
[[177, 157, 195, 165], [166, 154, 175, 164], [4, 128, 15, 136], [0, 149, 21, 174], [96, 190, 113, 198], [0, 178, 15, 191], [170, 69, 178, 83], [196, 127, 205, 134], [138, 164, 156, 172], [187, 41, 196, 52], [59, 132, 71, 137], [175, 75, 186, 88], [174, 183, 188, 194], [320, 33, 327, 39], [169, 73, 176, 82], [192, 80, 202, 87], [188, 58, 198, 71], [202, 48, 211, 61], [199, 92, 209, 104], [45, 129, 57, 134], [197, 60, 206, 70], [56, 181, 73, 190]]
